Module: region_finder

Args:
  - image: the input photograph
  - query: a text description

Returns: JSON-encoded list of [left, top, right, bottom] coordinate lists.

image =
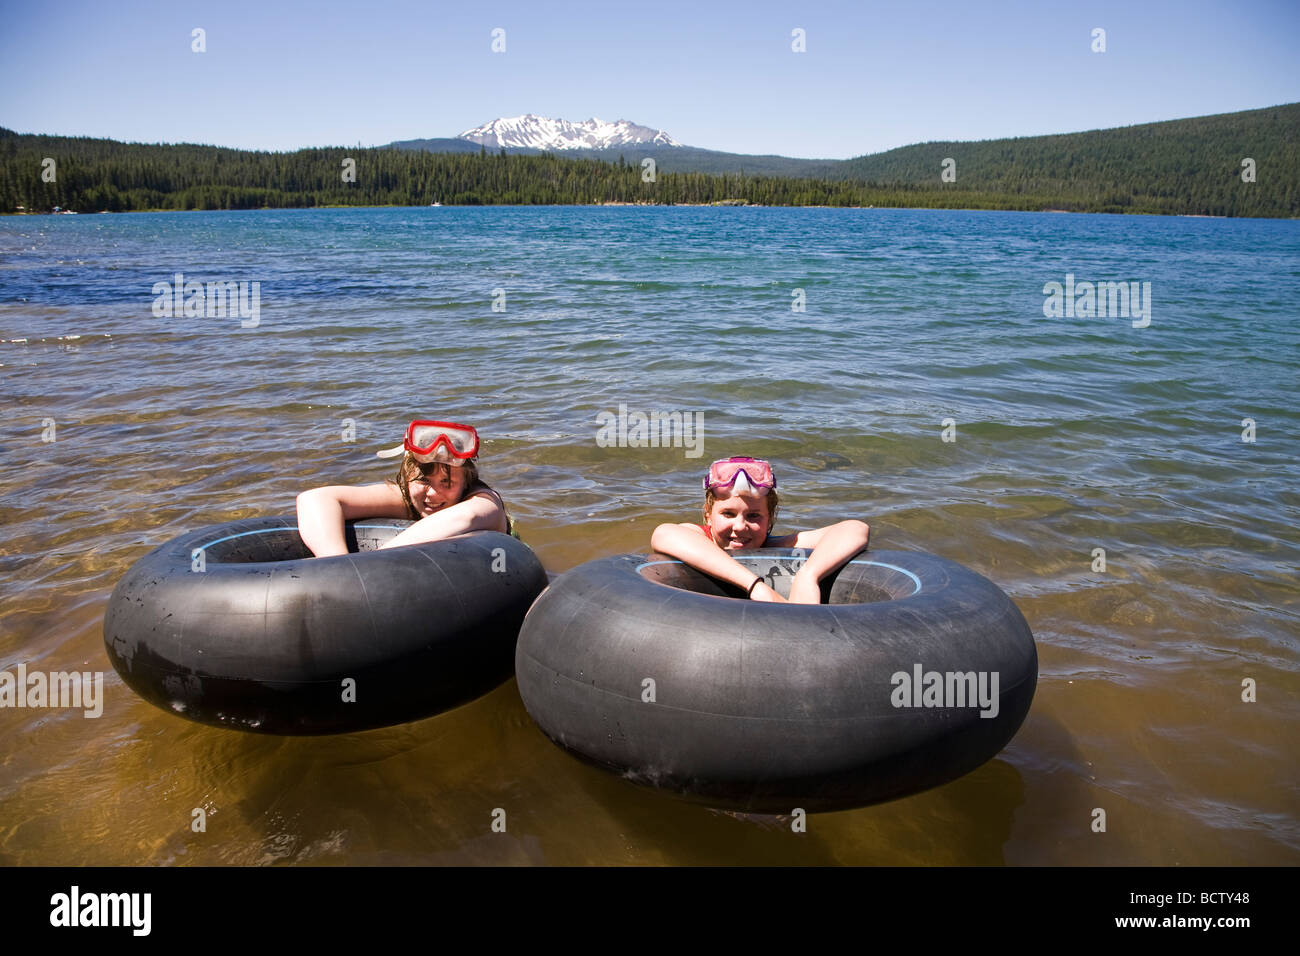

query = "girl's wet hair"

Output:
[[703, 486, 779, 528]]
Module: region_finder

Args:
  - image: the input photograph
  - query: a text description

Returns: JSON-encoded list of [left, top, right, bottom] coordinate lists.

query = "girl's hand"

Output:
[[297, 483, 409, 557], [380, 492, 505, 549], [787, 572, 822, 605], [749, 579, 787, 603], [782, 520, 870, 603]]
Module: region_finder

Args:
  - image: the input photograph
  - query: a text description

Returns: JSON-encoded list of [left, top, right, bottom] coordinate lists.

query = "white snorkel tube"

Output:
[[730, 470, 757, 496]]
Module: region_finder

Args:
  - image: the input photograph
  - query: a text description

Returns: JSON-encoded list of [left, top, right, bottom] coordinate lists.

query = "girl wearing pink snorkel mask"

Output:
[[649, 457, 870, 604], [297, 420, 516, 558]]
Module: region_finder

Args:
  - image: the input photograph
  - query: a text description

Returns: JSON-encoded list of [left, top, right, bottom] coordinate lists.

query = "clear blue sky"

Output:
[[2, 0, 1296, 158]]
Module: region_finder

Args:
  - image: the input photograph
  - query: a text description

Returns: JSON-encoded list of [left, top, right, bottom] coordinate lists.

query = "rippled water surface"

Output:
[[1, 206, 1297, 864]]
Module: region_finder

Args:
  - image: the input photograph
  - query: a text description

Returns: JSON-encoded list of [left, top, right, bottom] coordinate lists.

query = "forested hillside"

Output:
[[834, 103, 1299, 218], [2, 102, 1295, 217]]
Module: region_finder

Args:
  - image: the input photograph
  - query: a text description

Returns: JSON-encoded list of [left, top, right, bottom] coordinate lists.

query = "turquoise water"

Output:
[[1, 206, 1297, 865]]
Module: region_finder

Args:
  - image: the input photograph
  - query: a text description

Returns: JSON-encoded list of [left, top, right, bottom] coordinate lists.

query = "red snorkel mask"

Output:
[[376, 420, 480, 465]]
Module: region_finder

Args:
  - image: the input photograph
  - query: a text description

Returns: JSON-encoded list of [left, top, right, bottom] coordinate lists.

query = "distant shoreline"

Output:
[[2, 203, 1254, 220], [7, 102, 1296, 220]]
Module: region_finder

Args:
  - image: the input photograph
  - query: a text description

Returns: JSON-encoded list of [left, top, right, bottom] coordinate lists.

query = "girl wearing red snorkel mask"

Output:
[[297, 420, 516, 558], [649, 457, 869, 604]]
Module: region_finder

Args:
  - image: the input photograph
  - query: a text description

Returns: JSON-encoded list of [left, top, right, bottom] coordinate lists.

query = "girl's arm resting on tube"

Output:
[[297, 484, 409, 558], [379, 492, 505, 550], [650, 523, 786, 603], [786, 519, 870, 604]]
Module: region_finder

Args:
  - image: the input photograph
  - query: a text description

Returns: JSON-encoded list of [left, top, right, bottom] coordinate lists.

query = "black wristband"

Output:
[[746, 576, 762, 597]]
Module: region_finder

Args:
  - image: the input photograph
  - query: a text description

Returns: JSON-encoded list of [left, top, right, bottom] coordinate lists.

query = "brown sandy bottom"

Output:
[[2, 506, 1295, 867]]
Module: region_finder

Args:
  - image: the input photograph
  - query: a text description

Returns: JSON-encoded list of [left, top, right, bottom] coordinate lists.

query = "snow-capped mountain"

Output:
[[457, 114, 682, 150]]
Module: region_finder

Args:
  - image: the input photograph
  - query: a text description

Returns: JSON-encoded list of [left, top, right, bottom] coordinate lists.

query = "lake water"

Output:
[[1, 205, 1296, 864]]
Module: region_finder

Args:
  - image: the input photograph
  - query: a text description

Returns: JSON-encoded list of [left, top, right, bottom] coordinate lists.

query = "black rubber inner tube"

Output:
[[515, 548, 1038, 813], [104, 516, 548, 735]]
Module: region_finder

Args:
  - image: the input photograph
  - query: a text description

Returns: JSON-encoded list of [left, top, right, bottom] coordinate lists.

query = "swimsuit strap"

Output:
[[471, 486, 520, 540]]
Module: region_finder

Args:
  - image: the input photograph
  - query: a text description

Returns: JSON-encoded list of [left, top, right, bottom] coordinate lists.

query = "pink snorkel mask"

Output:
[[703, 457, 777, 496]]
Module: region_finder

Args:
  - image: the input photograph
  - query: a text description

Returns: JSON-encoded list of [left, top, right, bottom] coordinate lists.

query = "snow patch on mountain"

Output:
[[458, 114, 682, 150]]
